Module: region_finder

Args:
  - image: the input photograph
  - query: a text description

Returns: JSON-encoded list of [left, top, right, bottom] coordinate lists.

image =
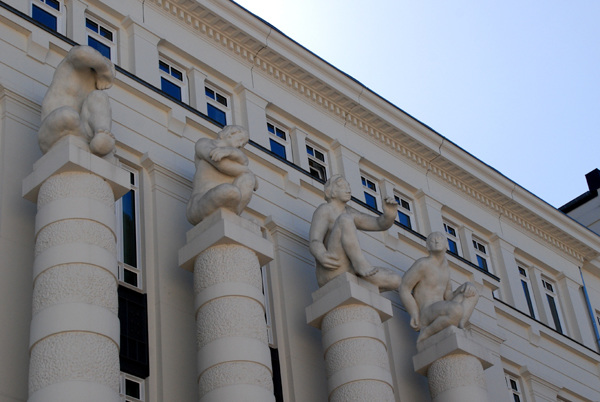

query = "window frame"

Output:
[[472, 237, 491, 272], [443, 221, 461, 256], [115, 165, 143, 290], [305, 141, 328, 181], [205, 85, 230, 126], [120, 372, 145, 402], [361, 174, 380, 211], [31, 0, 65, 34], [159, 58, 188, 103], [541, 277, 566, 334], [85, 15, 117, 61], [266, 120, 291, 161], [505, 373, 524, 402], [517, 265, 538, 319], [394, 192, 413, 230]]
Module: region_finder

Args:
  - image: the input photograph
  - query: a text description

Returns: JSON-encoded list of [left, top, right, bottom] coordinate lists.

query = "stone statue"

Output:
[[399, 231, 479, 343], [309, 174, 402, 291], [186, 125, 258, 225], [38, 45, 116, 157]]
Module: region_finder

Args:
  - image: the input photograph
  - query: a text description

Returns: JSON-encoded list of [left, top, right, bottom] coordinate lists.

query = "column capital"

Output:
[[22, 136, 130, 203], [179, 208, 274, 271], [305, 272, 393, 329], [413, 326, 493, 376]]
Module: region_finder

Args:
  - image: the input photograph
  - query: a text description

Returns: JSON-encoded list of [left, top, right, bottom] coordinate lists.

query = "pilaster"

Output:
[[234, 84, 269, 147], [330, 141, 363, 200], [123, 19, 161, 84], [414, 190, 444, 235]]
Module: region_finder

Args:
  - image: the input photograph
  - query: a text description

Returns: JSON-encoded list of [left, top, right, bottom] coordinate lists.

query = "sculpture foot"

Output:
[[357, 266, 379, 278], [90, 130, 116, 156]]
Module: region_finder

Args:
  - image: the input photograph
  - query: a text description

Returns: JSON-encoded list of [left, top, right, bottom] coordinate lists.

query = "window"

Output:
[[472, 238, 490, 272], [267, 121, 290, 161], [394, 194, 413, 229], [86, 17, 115, 60], [31, 0, 63, 32], [443, 222, 460, 255], [306, 143, 328, 181], [116, 167, 142, 289], [505, 374, 523, 402], [159, 60, 187, 102], [542, 278, 565, 334], [118, 286, 149, 378], [361, 175, 379, 211], [518, 266, 538, 319], [120, 373, 145, 402], [205, 86, 229, 125]]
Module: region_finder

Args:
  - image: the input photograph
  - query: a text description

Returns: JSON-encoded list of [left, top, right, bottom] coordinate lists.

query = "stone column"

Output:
[[306, 273, 395, 402], [179, 209, 275, 402], [412, 326, 493, 402], [22, 137, 129, 402]]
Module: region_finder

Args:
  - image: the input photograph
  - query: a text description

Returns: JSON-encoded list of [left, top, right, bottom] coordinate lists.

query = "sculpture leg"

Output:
[[80, 90, 115, 156], [458, 292, 479, 329], [186, 184, 242, 225], [327, 213, 377, 277], [366, 268, 402, 292], [418, 301, 463, 343], [38, 106, 82, 153], [232, 172, 257, 215]]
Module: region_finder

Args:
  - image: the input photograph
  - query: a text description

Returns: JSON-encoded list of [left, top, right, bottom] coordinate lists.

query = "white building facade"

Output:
[[1, 1, 599, 401]]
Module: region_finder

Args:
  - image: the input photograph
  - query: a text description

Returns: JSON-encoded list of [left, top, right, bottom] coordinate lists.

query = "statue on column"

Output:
[[399, 231, 479, 343], [309, 174, 402, 292], [38, 45, 116, 156], [186, 125, 258, 225]]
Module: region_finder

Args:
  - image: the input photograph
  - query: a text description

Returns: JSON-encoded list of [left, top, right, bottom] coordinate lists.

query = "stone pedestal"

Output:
[[306, 273, 395, 402], [413, 326, 493, 402], [179, 209, 275, 402], [22, 137, 129, 402]]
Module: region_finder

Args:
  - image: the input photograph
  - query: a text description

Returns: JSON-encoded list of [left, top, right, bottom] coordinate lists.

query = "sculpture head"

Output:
[[218, 125, 249, 148], [324, 175, 351, 202], [426, 231, 448, 253]]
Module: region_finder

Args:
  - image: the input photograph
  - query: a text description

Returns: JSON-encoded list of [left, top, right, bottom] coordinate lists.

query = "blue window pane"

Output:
[[171, 68, 183, 81], [161, 77, 182, 101], [86, 18, 98, 32], [32, 5, 57, 31], [121, 190, 137, 268], [447, 239, 458, 255], [205, 87, 215, 99], [88, 36, 111, 59], [207, 104, 226, 125], [46, 0, 60, 11], [364, 192, 377, 210], [476, 255, 488, 271], [397, 211, 412, 229], [269, 139, 287, 160], [100, 26, 113, 41], [546, 295, 563, 333], [521, 280, 536, 319], [159, 61, 170, 73]]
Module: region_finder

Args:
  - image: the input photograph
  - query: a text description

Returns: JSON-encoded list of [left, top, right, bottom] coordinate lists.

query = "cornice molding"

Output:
[[147, 0, 598, 262]]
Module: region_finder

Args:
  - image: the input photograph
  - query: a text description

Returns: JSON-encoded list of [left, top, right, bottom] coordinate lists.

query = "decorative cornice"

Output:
[[147, 0, 598, 262]]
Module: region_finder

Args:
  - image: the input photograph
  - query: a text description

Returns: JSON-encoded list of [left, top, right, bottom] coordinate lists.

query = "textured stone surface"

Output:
[[427, 353, 485, 399], [32, 264, 117, 315], [196, 296, 267, 349], [35, 219, 116, 257], [321, 304, 381, 332], [38, 172, 114, 208], [330, 380, 394, 402], [29, 332, 119, 394], [198, 361, 273, 398], [324, 338, 388, 378], [194, 244, 262, 291]]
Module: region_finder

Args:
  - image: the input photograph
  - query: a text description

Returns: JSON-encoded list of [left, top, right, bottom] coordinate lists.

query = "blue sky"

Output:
[[233, 0, 600, 208]]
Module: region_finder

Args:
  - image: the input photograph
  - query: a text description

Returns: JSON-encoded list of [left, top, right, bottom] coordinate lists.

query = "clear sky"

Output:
[[233, 0, 600, 208]]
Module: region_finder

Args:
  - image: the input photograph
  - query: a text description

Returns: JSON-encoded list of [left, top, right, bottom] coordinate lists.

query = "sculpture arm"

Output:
[[196, 140, 251, 178], [308, 206, 340, 270], [453, 282, 477, 298], [353, 196, 396, 231], [66, 46, 115, 90], [443, 281, 454, 301], [399, 264, 423, 331]]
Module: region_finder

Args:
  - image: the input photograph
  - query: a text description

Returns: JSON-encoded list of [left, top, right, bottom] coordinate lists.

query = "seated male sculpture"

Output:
[[399, 231, 479, 343], [39, 45, 116, 156], [309, 174, 402, 291], [186, 125, 258, 225]]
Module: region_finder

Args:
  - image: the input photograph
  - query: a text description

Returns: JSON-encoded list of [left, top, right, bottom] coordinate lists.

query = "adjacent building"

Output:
[[1, 1, 599, 401]]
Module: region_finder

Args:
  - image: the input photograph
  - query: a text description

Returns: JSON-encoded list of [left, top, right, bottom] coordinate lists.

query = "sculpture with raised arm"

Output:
[[399, 231, 479, 343], [309, 174, 402, 291], [186, 125, 258, 225], [39, 45, 116, 156]]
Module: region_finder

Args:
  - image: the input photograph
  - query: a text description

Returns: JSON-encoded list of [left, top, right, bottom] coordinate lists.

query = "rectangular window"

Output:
[[32, 0, 63, 32], [86, 17, 115, 60], [306, 143, 328, 181], [267, 121, 291, 161], [361, 175, 379, 211], [116, 168, 142, 289], [505, 374, 523, 402], [394, 194, 412, 229], [120, 373, 145, 402], [542, 278, 564, 334], [159, 60, 187, 102], [205, 86, 229, 126], [443, 222, 460, 255], [518, 266, 537, 319], [118, 286, 149, 379], [472, 238, 490, 272]]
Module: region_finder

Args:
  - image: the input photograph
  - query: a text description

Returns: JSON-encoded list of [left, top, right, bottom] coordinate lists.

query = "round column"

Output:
[[194, 243, 274, 402], [28, 171, 120, 402], [321, 304, 394, 402], [427, 353, 487, 402]]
